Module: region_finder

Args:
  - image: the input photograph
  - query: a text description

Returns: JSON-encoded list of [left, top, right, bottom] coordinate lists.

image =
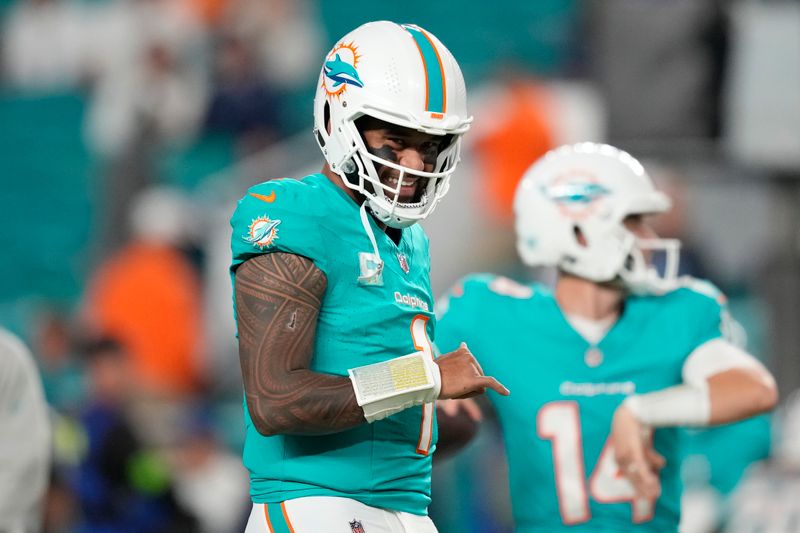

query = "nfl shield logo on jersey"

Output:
[[349, 519, 366, 533], [397, 252, 410, 274]]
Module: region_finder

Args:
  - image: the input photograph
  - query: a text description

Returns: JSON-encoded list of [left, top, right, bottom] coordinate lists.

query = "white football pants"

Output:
[[244, 496, 438, 533]]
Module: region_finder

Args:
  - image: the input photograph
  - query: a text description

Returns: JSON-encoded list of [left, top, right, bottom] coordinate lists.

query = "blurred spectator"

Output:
[[0, 327, 51, 533], [722, 390, 800, 533], [77, 0, 208, 254], [72, 338, 198, 533], [222, 0, 324, 91], [32, 308, 86, 414], [205, 32, 281, 156], [81, 0, 205, 85], [169, 408, 249, 533], [82, 186, 204, 401], [1, 0, 86, 90], [86, 54, 205, 158], [184, 0, 230, 29], [471, 77, 555, 222], [85, 39, 206, 157]]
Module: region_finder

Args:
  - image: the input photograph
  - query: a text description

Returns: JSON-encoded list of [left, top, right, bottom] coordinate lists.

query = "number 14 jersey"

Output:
[[436, 274, 728, 532]]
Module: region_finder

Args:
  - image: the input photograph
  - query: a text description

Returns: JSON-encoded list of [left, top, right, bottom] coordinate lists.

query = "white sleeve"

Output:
[[682, 338, 774, 387], [624, 339, 775, 429]]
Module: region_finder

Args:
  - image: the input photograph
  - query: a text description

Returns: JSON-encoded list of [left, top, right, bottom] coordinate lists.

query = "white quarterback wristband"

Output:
[[348, 351, 441, 423], [622, 384, 711, 427]]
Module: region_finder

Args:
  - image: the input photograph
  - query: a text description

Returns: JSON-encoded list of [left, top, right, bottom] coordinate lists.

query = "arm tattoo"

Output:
[[235, 252, 365, 435]]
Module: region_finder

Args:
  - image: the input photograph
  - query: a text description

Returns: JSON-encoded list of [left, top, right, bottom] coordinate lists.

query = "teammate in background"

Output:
[[436, 143, 777, 532], [230, 21, 508, 533], [0, 327, 50, 533]]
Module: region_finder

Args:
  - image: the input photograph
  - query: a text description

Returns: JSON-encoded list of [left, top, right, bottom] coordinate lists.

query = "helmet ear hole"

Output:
[[573, 225, 588, 247], [624, 253, 635, 271], [323, 101, 331, 136]]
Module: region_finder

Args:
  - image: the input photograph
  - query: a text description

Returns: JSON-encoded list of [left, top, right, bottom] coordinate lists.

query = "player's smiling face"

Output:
[[358, 116, 447, 204]]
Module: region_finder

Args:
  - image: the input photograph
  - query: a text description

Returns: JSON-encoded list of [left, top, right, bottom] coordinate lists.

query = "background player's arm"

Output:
[[612, 339, 777, 499], [696, 344, 777, 425], [236, 253, 508, 436], [618, 339, 777, 429]]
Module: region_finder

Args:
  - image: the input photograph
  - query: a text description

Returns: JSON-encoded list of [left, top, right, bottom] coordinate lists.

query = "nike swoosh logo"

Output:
[[250, 191, 276, 203]]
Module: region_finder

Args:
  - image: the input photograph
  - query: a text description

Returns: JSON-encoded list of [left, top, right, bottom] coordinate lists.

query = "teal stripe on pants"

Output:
[[266, 503, 293, 533]]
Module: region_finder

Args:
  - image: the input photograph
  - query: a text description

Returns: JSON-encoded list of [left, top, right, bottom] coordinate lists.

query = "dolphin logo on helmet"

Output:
[[324, 53, 364, 89], [546, 182, 612, 205]]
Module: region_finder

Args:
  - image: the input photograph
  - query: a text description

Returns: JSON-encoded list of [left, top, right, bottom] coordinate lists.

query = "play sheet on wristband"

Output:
[[349, 352, 434, 405]]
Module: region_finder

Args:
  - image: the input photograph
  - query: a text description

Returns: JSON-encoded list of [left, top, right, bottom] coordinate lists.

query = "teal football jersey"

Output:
[[229, 174, 438, 515], [436, 274, 729, 532]]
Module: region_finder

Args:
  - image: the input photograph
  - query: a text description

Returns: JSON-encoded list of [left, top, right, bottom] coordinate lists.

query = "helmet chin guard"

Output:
[[619, 238, 682, 294], [313, 21, 471, 228]]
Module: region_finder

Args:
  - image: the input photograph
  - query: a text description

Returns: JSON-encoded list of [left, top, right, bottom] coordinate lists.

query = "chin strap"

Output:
[[359, 203, 382, 261], [357, 202, 385, 285]]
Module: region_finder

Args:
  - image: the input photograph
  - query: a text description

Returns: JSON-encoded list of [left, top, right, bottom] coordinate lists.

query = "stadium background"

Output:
[[0, 0, 798, 531]]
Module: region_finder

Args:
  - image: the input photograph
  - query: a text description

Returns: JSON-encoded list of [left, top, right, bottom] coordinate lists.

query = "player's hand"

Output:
[[611, 404, 665, 501], [436, 343, 510, 399]]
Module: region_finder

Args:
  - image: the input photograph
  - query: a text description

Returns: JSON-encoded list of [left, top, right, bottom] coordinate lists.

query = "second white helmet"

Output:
[[514, 142, 680, 293], [313, 21, 472, 228]]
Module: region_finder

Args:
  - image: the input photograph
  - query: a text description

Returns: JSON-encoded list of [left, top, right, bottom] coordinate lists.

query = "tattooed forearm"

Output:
[[235, 252, 366, 436]]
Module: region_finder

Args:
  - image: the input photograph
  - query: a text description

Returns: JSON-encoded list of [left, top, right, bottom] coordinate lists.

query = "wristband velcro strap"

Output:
[[349, 351, 441, 423]]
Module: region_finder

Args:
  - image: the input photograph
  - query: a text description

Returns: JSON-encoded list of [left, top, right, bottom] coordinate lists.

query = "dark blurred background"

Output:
[[0, 0, 798, 531]]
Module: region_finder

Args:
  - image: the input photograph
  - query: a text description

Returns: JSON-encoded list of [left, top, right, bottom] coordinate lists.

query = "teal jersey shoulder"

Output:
[[230, 174, 438, 515], [230, 175, 329, 275], [436, 274, 729, 532]]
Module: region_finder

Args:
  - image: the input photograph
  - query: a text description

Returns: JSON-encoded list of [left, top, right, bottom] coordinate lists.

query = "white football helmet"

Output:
[[313, 21, 472, 228], [514, 142, 681, 294]]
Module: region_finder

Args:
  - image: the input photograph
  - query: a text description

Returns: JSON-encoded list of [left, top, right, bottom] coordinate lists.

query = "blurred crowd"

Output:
[[2, 0, 324, 253], [16, 189, 252, 532], [3, 0, 322, 151], [1, 0, 799, 532], [1, 0, 328, 530]]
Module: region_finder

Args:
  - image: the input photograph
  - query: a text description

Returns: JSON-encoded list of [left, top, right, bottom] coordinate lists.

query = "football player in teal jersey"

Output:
[[230, 22, 508, 533], [436, 143, 777, 532]]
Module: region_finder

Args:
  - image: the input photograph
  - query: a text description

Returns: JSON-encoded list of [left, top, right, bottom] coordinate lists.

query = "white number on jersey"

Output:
[[537, 401, 655, 525], [411, 315, 435, 455]]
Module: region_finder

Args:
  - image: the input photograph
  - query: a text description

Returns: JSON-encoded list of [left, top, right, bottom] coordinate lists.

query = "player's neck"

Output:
[[555, 273, 624, 322]]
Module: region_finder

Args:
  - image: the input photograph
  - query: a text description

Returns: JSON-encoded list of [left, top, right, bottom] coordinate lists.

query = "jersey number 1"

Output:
[[411, 315, 435, 455], [537, 401, 655, 524]]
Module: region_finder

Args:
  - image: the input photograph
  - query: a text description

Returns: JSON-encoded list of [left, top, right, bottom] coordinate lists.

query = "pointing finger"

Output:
[[478, 376, 510, 396]]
